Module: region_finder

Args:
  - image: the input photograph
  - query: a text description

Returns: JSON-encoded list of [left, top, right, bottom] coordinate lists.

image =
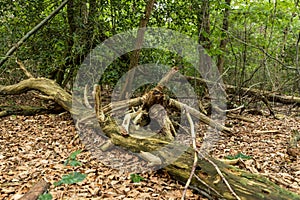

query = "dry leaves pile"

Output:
[[0, 113, 199, 200], [0, 93, 299, 199], [214, 105, 300, 195]]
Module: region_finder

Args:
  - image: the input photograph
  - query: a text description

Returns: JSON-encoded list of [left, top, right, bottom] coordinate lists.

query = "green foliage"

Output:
[[54, 172, 87, 187], [130, 174, 145, 183], [38, 193, 53, 200], [64, 150, 82, 167], [225, 152, 252, 160], [0, 0, 299, 95]]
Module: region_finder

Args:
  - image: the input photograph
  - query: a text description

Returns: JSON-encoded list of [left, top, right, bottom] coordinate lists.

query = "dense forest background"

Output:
[[1, 0, 299, 98], [1, 1, 300, 199]]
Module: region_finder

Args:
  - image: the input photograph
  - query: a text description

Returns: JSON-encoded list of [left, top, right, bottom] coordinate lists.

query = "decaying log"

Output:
[[1, 77, 299, 199], [186, 76, 300, 105], [169, 99, 231, 133], [0, 105, 64, 117], [0, 78, 73, 113], [81, 120, 300, 200], [19, 179, 50, 200]]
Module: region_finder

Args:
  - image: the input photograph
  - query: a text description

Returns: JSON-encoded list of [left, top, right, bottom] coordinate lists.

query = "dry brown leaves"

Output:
[[1, 92, 299, 199], [213, 104, 300, 195], [0, 113, 200, 200]]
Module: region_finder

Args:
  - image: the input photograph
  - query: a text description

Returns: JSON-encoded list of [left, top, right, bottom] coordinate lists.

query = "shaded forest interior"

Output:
[[0, 0, 300, 199]]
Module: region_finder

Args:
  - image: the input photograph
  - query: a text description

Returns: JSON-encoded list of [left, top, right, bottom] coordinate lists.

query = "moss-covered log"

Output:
[[92, 121, 300, 200], [0, 105, 64, 117], [0, 78, 73, 113], [1, 77, 299, 199]]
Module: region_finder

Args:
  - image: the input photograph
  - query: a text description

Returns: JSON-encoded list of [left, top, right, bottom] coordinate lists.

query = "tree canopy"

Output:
[[0, 0, 299, 97]]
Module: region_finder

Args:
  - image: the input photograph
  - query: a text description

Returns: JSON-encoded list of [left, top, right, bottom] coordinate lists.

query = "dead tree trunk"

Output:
[[0, 77, 299, 199], [187, 76, 300, 105]]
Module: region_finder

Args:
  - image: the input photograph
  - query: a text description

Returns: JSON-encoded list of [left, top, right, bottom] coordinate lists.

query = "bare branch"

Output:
[[16, 60, 34, 78], [0, 0, 69, 66]]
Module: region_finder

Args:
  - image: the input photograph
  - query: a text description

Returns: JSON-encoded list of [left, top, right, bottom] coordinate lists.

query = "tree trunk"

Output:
[[0, 77, 299, 199], [79, 119, 299, 200], [19, 179, 50, 200], [216, 0, 231, 74], [119, 0, 156, 100], [195, 0, 211, 50]]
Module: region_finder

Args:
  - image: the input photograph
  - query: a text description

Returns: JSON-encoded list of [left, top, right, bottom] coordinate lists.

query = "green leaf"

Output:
[[130, 174, 144, 183], [68, 160, 82, 167], [225, 153, 252, 160], [69, 150, 82, 160], [64, 150, 82, 166], [54, 172, 86, 186], [38, 193, 52, 200]]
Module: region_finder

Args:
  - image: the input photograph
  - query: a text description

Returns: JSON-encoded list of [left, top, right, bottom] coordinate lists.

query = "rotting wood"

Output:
[[0, 75, 299, 199], [186, 76, 300, 105], [80, 121, 300, 200], [19, 179, 50, 200], [0, 105, 64, 117], [0, 78, 73, 114]]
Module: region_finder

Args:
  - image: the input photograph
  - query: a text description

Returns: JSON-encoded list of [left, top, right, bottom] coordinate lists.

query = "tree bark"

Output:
[[0, 78, 73, 113], [216, 0, 231, 74], [0, 105, 64, 117], [195, 0, 211, 50], [119, 0, 156, 99], [80, 119, 300, 200], [19, 179, 50, 200], [0, 77, 299, 199]]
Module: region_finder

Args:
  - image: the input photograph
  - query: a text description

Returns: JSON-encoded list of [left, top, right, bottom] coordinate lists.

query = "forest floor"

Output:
[[0, 92, 299, 199]]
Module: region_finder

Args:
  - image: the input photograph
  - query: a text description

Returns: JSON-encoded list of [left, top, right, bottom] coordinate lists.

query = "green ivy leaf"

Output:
[[68, 160, 82, 167], [54, 172, 86, 186], [38, 193, 52, 200], [130, 174, 144, 183], [64, 150, 82, 166], [69, 150, 82, 160], [225, 153, 252, 160]]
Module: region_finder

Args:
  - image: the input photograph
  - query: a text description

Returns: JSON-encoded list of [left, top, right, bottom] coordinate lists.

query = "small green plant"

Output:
[[130, 174, 144, 183], [54, 172, 87, 186], [38, 193, 52, 200], [64, 150, 82, 166], [225, 152, 252, 160]]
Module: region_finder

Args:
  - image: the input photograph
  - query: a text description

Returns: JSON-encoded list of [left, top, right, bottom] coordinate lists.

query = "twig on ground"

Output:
[[181, 111, 198, 200], [194, 174, 221, 197], [199, 152, 241, 200]]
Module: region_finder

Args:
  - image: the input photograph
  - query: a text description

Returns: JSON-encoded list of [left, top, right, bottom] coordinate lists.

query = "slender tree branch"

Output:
[[182, 111, 198, 200], [0, 0, 69, 67], [217, 25, 297, 71], [16, 60, 34, 78]]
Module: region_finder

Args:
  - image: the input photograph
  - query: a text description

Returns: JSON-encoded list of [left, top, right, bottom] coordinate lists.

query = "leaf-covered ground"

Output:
[[0, 93, 299, 199], [213, 104, 300, 195]]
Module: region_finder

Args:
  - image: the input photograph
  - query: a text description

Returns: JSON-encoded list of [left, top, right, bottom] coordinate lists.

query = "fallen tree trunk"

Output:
[[186, 76, 300, 105], [0, 77, 299, 199], [80, 119, 300, 200], [0, 105, 64, 117], [0, 78, 73, 113]]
